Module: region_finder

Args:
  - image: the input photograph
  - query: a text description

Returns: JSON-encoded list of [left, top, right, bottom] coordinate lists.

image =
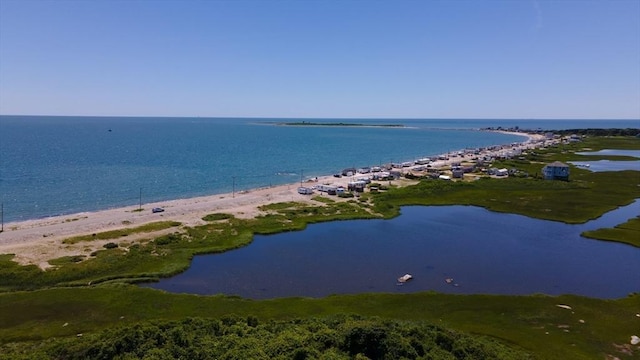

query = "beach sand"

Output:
[[0, 132, 551, 268]]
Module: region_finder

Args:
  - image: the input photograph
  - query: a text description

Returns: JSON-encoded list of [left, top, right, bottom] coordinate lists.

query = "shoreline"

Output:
[[0, 131, 550, 267]]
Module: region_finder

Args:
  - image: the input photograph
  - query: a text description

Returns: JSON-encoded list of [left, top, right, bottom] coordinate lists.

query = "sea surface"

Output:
[[0, 116, 637, 222]]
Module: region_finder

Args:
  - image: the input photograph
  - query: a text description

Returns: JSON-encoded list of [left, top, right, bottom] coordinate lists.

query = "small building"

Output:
[[542, 161, 570, 180], [452, 168, 464, 179]]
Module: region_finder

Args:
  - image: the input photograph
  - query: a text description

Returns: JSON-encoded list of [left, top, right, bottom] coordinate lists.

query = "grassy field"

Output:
[[0, 135, 638, 359]]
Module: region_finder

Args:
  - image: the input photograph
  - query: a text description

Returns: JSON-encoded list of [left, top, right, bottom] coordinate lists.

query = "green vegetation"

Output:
[[0, 134, 638, 359], [553, 128, 640, 137], [103, 242, 118, 249], [62, 221, 182, 244], [312, 195, 336, 203], [48, 255, 86, 266], [202, 213, 233, 221], [373, 170, 640, 223], [0, 287, 637, 359], [582, 217, 640, 247], [0, 314, 532, 359]]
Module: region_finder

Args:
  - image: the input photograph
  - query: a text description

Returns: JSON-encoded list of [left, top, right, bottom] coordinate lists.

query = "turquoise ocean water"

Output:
[[0, 116, 637, 222]]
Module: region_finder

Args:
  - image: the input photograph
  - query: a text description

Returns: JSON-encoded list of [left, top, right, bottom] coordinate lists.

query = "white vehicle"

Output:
[[316, 184, 337, 193]]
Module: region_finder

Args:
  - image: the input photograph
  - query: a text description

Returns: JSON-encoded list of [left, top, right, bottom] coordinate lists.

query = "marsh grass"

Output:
[[375, 170, 640, 224], [582, 217, 640, 247]]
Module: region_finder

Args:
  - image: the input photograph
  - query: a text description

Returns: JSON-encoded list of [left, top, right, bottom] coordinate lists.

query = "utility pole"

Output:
[[139, 187, 142, 211], [0, 203, 3, 233], [300, 169, 303, 186], [232, 176, 236, 198]]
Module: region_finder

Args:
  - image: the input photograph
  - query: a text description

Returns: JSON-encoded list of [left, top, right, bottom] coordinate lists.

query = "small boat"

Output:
[[445, 278, 454, 284], [398, 274, 413, 283]]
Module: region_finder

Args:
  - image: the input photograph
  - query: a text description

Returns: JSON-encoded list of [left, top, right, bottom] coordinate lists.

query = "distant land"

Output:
[[276, 121, 405, 128]]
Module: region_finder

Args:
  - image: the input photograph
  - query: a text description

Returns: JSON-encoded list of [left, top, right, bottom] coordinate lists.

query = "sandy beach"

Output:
[[0, 131, 550, 268]]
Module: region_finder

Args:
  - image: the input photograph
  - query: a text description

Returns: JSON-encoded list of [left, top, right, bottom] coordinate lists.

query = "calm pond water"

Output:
[[144, 202, 640, 299], [571, 149, 640, 172]]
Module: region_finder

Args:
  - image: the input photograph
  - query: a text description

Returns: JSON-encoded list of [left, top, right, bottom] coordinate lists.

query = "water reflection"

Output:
[[576, 149, 640, 158], [571, 149, 640, 172], [144, 202, 640, 299], [569, 160, 640, 172]]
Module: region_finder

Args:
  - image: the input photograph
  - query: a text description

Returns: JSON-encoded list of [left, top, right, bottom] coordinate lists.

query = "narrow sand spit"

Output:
[[0, 132, 551, 267]]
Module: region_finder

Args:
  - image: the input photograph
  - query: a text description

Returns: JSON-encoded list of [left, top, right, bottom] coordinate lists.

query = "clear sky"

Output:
[[0, 0, 639, 119]]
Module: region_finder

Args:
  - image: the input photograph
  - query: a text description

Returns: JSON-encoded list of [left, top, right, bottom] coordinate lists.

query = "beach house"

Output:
[[542, 161, 570, 180]]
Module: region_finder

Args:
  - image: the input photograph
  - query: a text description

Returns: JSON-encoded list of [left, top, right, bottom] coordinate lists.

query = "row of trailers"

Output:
[[298, 180, 369, 196]]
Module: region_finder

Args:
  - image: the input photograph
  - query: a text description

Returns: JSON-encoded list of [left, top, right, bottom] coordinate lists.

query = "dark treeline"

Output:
[[0, 315, 531, 359], [553, 128, 639, 137], [482, 127, 639, 137]]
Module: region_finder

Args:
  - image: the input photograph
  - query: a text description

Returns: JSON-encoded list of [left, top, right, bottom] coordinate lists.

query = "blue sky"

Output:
[[0, 0, 638, 119]]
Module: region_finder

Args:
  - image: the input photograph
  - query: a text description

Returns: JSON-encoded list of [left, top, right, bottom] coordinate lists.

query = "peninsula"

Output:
[[276, 121, 405, 127]]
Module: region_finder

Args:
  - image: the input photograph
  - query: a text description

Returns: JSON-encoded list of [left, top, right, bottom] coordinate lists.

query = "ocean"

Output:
[[0, 116, 637, 222]]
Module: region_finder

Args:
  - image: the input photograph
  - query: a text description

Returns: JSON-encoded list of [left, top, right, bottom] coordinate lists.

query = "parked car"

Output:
[[152, 207, 165, 213]]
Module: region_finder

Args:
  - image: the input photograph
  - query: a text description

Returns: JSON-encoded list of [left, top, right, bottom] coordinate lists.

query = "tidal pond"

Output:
[[144, 202, 640, 299], [571, 149, 640, 172]]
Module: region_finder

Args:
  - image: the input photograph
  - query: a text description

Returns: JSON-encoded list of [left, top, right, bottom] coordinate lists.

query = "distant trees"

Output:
[[554, 128, 639, 137], [2, 315, 532, 359]]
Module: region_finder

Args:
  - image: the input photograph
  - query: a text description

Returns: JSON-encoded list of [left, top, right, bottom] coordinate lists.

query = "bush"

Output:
[[202, 213, 233, 222], [10, 316, 530, 360], [154, 233, 181, 246]]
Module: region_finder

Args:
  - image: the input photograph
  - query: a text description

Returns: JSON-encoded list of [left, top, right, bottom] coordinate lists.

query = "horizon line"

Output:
[[1, 114, 639, 121]]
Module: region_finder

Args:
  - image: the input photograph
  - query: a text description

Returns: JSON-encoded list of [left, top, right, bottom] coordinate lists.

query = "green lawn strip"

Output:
[[62, 221, 182, 244], [0, 287, 637, 359], [582, 217, 640, 248]]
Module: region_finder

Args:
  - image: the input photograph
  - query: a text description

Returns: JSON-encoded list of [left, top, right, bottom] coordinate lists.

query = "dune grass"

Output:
[[62, 221, 182, 244]]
